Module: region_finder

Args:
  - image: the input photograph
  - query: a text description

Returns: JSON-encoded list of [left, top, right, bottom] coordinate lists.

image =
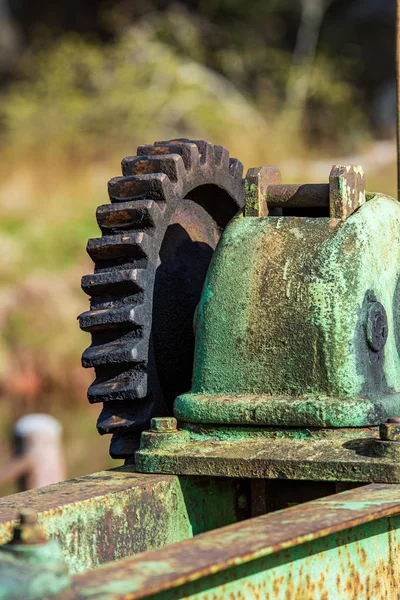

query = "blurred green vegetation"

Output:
[[1, 6, 369, 158], [0, 2, 396, 482]]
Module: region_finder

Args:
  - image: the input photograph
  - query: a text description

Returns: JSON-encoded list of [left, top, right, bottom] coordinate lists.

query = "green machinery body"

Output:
[[2, 148, 400, 599], [183, 196, 400, 425], [136, 168, 400, 484]]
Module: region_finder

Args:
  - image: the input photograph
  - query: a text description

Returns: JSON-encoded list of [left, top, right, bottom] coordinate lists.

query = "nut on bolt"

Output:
[[379, 417, 400, 442], [150, 417, 178, 432], [365, 298, 388, 352], [11, 510, 47, 545]]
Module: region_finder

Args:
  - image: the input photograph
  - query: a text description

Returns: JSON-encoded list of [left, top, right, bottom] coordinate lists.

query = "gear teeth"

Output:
[[214, 145, 230, 170], [108, 174, 170, 203], [79, 304, 145, 332], [98, 411, 131, 434], [87, 232, 152, 262], [137, 142, 200, 170], [97, 408, 140, 434], [162, 138, 214, 165], [96, 201, 162, 233], [80, 139, 246, 458], [82, 337, 148, 368], [81, 268, 145, 296], [88, 370, 147, 403], [229, 157, 244, 180], [186, 140, 215, 165], [96, 400, 154, 434], [121, 155, 185, 183]]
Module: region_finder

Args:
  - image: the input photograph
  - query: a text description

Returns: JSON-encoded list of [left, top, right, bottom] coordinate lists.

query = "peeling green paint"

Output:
[[53, 483, 400, 600], [180, 194, 400, 427], [0, 470, 245, 576]]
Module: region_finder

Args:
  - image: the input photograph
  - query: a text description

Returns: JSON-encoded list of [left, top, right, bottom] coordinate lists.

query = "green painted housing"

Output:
[[177, 194, 400, 427]]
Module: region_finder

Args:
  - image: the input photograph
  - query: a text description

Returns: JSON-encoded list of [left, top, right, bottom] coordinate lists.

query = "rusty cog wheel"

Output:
[[79, 139, 244, 459]]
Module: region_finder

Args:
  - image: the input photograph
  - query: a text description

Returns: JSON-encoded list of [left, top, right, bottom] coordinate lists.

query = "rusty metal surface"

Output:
[[79, 139, 244, 459], [244, 165, 365, 218], [0, 468, 247, 575], [329, 165, 365, 220], [10, 510, 47, 545], [0, 468, 182, 574], [244, 166, 281, 216], [266, 183, 329, 210], [136, 424, 400, 482], [53, 483, 400, 599]]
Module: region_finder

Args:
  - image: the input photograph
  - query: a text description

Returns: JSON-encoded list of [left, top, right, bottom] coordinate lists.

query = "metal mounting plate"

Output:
[[135, 425, 400, 483]]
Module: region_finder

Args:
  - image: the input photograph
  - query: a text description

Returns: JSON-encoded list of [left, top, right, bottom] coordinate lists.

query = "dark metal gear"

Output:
[[79, 139, 244, 459]]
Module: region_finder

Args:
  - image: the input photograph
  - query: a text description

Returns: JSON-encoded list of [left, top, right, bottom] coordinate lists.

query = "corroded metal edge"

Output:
[[0, 467, 171, 525], [0, 468, 181, 574], [135, 428, 400, 482], [0, 468, 245, 575], [55, 483, 400, 599]]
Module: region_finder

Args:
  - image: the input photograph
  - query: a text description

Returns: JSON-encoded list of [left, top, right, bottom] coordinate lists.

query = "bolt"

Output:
[[150, 417, 177, 432], [379, 419, 400, 442], [19, 510, 37, 525], [11, 510, 47, 545], [365, 299, 388, 352]]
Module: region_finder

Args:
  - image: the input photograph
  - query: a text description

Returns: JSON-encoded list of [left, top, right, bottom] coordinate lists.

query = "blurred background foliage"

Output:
[[0, 0, 397, 486]]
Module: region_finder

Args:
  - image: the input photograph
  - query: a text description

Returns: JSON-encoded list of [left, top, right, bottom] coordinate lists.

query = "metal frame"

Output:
[[1, 471, 400, 599], [60, 482, 400, 600]]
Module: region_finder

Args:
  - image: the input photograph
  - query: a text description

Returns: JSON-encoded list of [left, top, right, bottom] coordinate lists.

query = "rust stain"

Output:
[[54, 483, 400, 599]]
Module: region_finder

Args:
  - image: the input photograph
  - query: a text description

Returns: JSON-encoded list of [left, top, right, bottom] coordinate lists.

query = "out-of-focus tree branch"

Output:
[[284, 0, 334, 131]]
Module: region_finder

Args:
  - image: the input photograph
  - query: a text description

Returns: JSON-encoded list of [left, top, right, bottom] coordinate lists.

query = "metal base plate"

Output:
[[135, 425, 400, 483]]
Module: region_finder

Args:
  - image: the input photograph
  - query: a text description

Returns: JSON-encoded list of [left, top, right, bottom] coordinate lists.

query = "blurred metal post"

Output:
[[13, 414, 65, 490], [397, 0, 400, 198]]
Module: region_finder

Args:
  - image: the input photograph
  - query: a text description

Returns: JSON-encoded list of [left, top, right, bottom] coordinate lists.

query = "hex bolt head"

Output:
[[379, 421, 400, 442], [150, 417, 178, 432]]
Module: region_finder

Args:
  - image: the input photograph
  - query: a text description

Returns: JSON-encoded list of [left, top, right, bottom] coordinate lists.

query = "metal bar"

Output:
[[55, 483, 400, 599], [266, 183, 329, 208], [0, 468, 246, 575]]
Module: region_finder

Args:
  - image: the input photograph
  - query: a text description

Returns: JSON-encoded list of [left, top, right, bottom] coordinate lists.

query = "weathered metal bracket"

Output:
[[245, 164, 365, 219]]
